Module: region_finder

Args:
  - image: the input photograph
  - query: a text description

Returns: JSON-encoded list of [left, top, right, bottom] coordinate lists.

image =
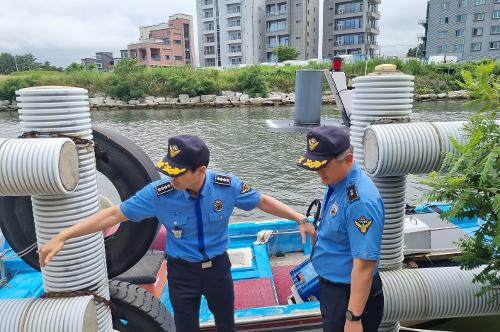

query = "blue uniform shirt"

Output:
[[311, 163, 384, 284], [120, 170, 261, 262]]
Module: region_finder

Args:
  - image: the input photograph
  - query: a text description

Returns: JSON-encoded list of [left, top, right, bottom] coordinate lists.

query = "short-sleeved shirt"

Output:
[[311, 163, 384, 284], [120, 170, 261, 262]]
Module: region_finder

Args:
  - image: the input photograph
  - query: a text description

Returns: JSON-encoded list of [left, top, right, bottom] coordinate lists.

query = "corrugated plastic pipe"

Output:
[[380, 266, 500, 323], [0, 296, 97, 331], [16, 86, 112, 331], [351, 65, 414, 166], [0, 138, 79, 196]]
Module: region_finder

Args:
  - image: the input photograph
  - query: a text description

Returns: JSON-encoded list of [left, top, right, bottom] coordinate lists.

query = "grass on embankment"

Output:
[[0, 58, 498, 102]]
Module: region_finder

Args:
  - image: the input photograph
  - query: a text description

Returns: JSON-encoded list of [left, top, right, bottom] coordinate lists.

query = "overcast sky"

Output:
[[0, 0, 426, 67]]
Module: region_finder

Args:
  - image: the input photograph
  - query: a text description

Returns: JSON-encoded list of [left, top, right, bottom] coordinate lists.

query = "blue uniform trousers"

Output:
[[167, 252, 235, 332], [319, 273, 384, 332]]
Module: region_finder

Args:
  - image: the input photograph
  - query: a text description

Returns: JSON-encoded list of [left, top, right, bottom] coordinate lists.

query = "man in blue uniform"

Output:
[[297, 126, 384, 332], [39, 134, 314, 332]]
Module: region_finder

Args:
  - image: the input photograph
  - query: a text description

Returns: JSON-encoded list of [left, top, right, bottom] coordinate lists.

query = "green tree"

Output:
[[0, 53, 16, 74], [271, 45, 299, 62], [424, 63, 500, 300], [15, 54, 39, 71]]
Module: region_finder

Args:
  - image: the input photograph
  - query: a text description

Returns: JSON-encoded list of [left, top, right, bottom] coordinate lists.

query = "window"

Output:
[[457, 0, 465, 7], [456, 14, 466, 22], [441, 2, 449, 9], [440, 17, 449, 24], [436, 45, 446, 53], [228, 31, 241, 40], [491, 25, 500, 34], [456, 28, 465, 36], [475, 0, 485, 5], [205, 34, 215, 43], [472, 27, 483, 36], [227, 4, 241, 14], [230, 57, 242, 65], [203, 0, 213, 5], [228, 44, 241, 53], [204, 46, 215, 54], [495, 0, 500, 3], [203, 9, 213, 18], [266, 19, 287, 32], [453, 44, 464, 52], [205, 58, 215, 67], [439, 31, 447, 38], [228, 18, 240, 27], [175, 56, 182, 61], [165, 55, 170, 60], [490, 41, 500, 49], [470, 42, 481, 51], [204, 22, 214, 31], [493, 11, 500, 19], [473, 13, 485, 21], [173, 40, 181, 45]]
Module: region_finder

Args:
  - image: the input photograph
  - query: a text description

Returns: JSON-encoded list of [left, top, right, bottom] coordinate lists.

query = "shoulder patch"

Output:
[[240, 182, 251, 194], [214, 175, 232, 186], [354, 215, 372, 235], [347, 184, 359, 203], [156, 182, 174, 196]]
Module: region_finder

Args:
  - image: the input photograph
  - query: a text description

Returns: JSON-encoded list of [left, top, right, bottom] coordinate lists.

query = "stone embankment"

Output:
[[0, 90, 470, 112]]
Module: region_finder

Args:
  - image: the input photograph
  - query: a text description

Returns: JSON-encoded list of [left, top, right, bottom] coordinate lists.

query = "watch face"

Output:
[[345, 310, 362, 321]]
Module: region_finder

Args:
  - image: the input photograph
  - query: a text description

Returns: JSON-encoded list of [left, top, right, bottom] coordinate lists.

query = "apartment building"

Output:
[[127, 14, 194, 67], [264, 0, 320, 62], [81, 52, 114, 71], [197, 0, 266, 67], [322, 0, 381, 59], [422, 0, 500, 61]]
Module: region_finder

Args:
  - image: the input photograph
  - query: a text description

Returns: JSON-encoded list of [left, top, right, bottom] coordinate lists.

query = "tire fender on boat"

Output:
[[0, 126, 161, 278], [109, 280, 175, 332]]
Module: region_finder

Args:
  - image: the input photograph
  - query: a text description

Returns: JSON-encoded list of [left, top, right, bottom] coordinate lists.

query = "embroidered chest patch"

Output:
[[214, 199, 224, 212], [156, 182, 174, 196], [330, 203, 339, 217], [214, 175, 231, 186], [354, 215, 373, 235]]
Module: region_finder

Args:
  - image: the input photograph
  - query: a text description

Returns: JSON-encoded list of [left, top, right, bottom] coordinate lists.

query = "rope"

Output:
[[18, 131, 95, 148], [42, 290, 115, 314]]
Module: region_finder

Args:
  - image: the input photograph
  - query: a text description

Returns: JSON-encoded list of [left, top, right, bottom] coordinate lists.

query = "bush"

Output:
[[0, 76, 38, 101], [232, 66, 268, 97]]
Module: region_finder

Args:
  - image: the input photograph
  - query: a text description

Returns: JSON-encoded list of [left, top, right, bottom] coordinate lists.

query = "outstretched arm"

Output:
[[38, 205, 127, 267], [257, 194, 316, 244]]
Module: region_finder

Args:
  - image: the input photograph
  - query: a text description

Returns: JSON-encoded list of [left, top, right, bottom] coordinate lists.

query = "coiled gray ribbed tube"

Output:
[[0, 138, 79, 195], [381, 266, 500, 322], [16, 86, 112, 331], [363, 122, 442, 177], [351, 66, 414, 166], [0, 296, 97, 332]]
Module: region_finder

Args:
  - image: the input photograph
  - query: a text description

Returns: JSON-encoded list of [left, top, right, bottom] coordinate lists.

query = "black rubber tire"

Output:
[[109, 280, 175, 332], [0, 126, 161, 278]]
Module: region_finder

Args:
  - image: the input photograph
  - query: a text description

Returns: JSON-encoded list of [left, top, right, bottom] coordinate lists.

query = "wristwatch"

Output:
[[297, 216, 309, 225], [345, 309, 362, 321]]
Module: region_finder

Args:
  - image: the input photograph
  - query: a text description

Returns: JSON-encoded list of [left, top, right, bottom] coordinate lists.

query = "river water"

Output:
[[0, 100, 472, 222]]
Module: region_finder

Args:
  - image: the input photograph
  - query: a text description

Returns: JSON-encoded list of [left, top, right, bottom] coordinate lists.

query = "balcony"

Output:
[[367, 10, 380, 19], [266, 10, 287, 17], [418, 19, 428, 26]]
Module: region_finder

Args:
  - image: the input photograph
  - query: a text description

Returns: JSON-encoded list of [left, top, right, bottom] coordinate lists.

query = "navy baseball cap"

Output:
[[156, 135, 210, 177], [297, 125, 350, 171]]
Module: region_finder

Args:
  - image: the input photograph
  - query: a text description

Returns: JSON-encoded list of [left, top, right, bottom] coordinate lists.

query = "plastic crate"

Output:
[[289, 257, 320, 302]]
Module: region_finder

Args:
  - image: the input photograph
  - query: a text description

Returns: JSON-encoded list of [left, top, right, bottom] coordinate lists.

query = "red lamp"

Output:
[[331, 56, 343, 72]]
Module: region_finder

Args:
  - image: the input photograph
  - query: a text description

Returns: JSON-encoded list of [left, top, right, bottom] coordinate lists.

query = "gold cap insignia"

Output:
[[155, 160, 187, 176], [169, 145, 181, 158], [241, 182, 251, 194], [308, 138, 319, 151]]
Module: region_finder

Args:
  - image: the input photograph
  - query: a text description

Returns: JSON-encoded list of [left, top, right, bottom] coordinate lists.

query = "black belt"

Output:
[[319, 277, 350, 288], [167, 252, 227, 269]]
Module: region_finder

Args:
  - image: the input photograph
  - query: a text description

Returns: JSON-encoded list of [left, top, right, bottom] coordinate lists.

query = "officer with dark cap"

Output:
[[297, 125, 384, 332], [39, 134, 315, 332]]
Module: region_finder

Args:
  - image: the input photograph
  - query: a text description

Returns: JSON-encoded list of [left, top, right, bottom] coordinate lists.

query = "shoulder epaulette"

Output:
[[347, 184, 359, 203], [156, 181, 174, 196], [214, 174, 232, 186]]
